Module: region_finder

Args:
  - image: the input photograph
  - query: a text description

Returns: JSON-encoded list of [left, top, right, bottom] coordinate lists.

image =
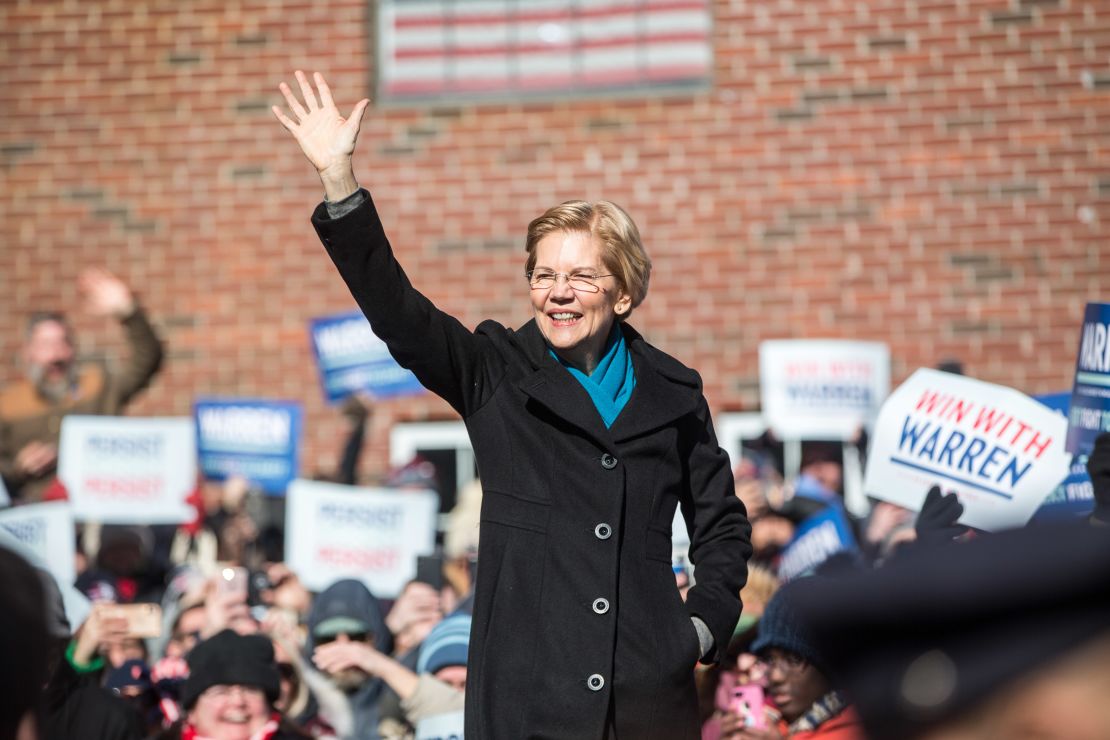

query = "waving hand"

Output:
[[272, 70, 369, 200]]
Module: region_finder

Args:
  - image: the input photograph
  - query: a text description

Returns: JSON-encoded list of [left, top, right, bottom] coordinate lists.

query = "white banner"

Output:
[[0, 501, 76, 586], [864, 369, 1070, 531], [58, 416, 196, 523], [415, 710, 465, 740], [760, 340, 890, 439], [285, 479, 438, 597]]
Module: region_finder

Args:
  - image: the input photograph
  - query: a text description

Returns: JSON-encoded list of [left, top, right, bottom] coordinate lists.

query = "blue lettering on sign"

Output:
[[892, 416, 1037, 499], [86, 435, 163, 457]]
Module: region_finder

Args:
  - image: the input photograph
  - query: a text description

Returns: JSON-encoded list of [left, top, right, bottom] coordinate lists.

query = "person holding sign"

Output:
[[0, 268, 164, 503], [273, 71, 752, 739]]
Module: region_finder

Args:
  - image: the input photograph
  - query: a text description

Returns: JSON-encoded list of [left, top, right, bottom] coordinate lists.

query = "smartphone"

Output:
[[730, 684, 765, 729], [415, 554, 444, 590], [218, 566, 249, 600], [102, 603, 163, 639]]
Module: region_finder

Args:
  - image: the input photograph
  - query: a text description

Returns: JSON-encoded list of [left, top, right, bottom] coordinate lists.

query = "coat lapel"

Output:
[[511, 321, 615, 446], [510, 320, 700, 445], [608, 330, 701, 442]]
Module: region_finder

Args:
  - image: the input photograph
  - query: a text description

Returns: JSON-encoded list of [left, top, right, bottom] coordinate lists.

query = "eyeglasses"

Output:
[[315, 631, 371, 645], [526, 270, 614, 293], [757, 651, 808, 675], [202, 684, 266, 701]]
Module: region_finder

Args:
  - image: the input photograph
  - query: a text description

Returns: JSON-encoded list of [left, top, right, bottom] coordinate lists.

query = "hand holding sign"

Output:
[[914, 486, 968, 545]]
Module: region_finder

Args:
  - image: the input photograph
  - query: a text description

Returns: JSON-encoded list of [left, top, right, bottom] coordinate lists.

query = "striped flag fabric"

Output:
[[377, 0, 713, 100]]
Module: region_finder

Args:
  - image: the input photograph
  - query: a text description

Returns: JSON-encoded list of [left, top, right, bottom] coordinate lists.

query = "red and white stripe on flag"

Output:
[[378, 0, 712, 99]]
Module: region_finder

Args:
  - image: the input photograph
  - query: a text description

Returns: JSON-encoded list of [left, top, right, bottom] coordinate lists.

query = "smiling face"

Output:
[[530, 230, 631, 374], [188, 684, 270, 740]]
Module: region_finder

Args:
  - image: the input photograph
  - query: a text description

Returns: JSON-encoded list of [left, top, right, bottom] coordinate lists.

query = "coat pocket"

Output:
[[644, 524, 675, 563], [481, 489, 551, 534]]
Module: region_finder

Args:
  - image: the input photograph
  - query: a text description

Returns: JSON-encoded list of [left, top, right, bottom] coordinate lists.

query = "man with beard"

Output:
[[0, 268, 164, 503], [306, 579, 393, 739]]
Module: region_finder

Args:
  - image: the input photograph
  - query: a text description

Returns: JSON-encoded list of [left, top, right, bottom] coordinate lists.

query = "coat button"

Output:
[[592, 598, 610, 615], [587, 674, 605, 691], [600, 453, 618, 470], [594, 523, 612, 540]]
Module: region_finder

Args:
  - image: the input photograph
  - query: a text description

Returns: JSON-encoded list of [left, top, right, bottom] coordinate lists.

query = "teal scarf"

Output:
[[550, 325, 636, 428]]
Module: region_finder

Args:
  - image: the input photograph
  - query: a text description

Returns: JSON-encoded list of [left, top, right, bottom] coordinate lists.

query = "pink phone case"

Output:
[[730, 685, 765, 729]]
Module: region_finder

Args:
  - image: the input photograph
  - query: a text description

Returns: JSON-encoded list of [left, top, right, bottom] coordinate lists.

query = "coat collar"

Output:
[[510, 320, 702, 444]]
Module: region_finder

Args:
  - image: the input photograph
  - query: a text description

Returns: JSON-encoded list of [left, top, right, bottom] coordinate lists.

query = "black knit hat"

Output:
[[181, 629, 281, 709], [750, 576, 829, 676]]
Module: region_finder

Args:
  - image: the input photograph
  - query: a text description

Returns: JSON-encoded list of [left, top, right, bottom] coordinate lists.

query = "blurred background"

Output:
[[2, 0, 1107, 486]]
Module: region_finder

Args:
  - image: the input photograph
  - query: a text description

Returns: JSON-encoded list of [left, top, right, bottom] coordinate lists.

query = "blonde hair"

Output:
[[524, 200, 652, 318]]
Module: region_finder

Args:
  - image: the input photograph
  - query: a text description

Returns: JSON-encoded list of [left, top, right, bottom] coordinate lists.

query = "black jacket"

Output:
[[313, 192, 752, 739], [42, 659, 141, 740]]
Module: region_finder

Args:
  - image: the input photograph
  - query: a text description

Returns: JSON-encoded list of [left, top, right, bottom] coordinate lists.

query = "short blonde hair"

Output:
[[524, 200, 651, 318]]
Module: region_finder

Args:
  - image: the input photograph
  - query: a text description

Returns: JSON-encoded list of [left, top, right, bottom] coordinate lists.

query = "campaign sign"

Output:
[[865, 369, 1070, 531], [309, 311, 426, 403], [0, 502, 76, 585], [778, 506, 857, 582], [1066, 302, 1110, 454], [1031, 393, 1094, 522], [194, 399, 302, 495], [285, 479, 438, 598], [759, 340, 890, 439], [415, 711, 465, 740], [59, 416, 196, 524]]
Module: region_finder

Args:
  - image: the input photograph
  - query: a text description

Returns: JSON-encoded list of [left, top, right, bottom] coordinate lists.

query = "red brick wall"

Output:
[[3, 0, 1107, 482]]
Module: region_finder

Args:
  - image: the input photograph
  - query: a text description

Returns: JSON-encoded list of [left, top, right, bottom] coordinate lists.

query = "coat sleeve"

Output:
[[681, 395, 753, 664], [311, 190, 503, 417], [109, 307, 165, 407]]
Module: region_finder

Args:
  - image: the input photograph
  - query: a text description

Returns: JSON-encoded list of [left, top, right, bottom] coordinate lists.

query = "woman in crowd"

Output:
[[273, 70, 751, 739]]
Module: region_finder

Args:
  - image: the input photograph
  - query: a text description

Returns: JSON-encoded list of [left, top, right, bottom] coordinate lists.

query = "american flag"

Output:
[[377, 0, 713, 100]]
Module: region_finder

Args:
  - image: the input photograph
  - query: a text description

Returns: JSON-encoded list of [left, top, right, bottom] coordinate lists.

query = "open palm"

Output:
[[273, 70, 369, 177]]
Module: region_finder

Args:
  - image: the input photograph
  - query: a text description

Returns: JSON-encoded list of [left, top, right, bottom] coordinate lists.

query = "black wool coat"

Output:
[[313, 192, 752, 740]]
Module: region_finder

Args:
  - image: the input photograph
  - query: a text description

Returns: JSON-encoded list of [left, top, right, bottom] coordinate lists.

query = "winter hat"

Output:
[[181, 629, 280, 708], [750, 577, 828, 676], [416, 614, 472, 675]]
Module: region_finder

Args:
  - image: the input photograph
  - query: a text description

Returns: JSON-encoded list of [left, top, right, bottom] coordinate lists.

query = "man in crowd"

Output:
[[0, 267, 164, 503]]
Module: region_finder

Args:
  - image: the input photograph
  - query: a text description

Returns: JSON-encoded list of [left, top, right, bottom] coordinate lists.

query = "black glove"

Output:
[[1086, 432, 1110, 526], [915, 485, 967, 545]]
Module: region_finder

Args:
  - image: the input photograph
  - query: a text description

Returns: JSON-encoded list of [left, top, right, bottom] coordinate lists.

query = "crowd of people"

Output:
[[1, 72, 1108, 738], [1, 264, 1107, 740]]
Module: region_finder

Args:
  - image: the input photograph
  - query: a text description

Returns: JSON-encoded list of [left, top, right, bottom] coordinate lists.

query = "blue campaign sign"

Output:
[[1066, 302, 1110, 455], [777, 504, 858, 581], [1031, 392, 1094, 522], [309, 311, 426, 404], [194, 398, 302, 495]]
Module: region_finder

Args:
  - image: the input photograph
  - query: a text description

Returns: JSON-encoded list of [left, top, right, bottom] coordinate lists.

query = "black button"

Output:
[[600, 453, 617, 469], [592, 598, 610, 615], [587, 673, 605, 691], [594, 523, 612, 540]]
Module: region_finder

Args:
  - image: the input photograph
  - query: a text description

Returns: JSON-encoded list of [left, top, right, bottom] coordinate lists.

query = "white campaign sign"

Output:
[[58, 416, 196, 523], [0, 502, 76, 586], [415, 710, 465, 740], [286, 479, 438, 597], [864, 369, 1070, 531], [760, 340, 890, 439]]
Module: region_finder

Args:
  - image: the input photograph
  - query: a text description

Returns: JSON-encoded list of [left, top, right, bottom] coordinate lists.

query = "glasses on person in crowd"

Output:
[[757, 650, 808, 675], [202, 684, 266, 701], [526, 270, 614, 293], [315, 631, 372, 645]]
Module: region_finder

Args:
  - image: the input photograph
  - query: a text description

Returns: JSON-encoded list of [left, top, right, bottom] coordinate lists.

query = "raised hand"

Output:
[[272, 70, 369, 199], [79, 267, 136, 318]]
